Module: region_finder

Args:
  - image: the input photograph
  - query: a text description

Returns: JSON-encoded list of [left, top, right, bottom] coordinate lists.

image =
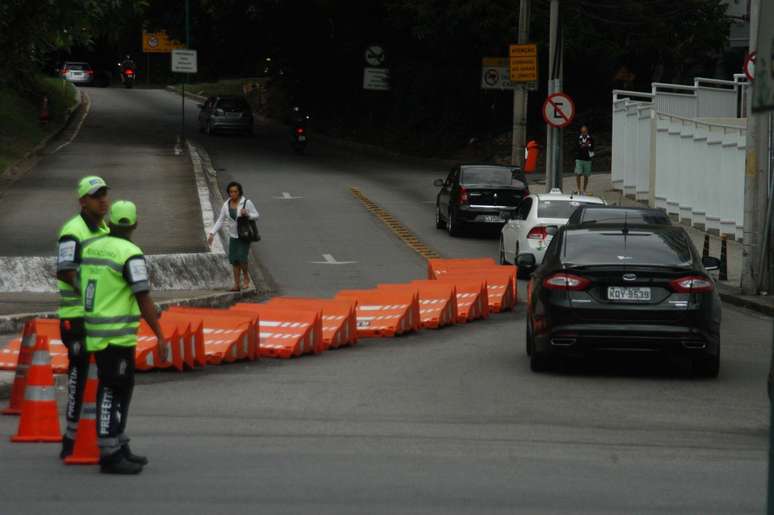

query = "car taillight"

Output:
[[670, 275, 714, 293], [458, 186, 469, 205], [296, 127, 305, 134], [527, 226, 548, 240], [543, 273, 591, 291], [86, 69, 94, 76], [125, 69, 134, 76]]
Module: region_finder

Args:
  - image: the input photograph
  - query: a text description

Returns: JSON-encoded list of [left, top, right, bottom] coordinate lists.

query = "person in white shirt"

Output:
[[207, 181, 259, 291]]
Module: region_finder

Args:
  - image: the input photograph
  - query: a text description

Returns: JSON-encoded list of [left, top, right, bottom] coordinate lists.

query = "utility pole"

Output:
[[181, 0, 191, 146], [742, 0, 769, 294], [510, 0, 531, 167], [546, 0, 563, 191]]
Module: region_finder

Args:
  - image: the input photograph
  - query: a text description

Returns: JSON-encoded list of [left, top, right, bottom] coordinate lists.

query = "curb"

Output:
[[718, 285, 774, 318]]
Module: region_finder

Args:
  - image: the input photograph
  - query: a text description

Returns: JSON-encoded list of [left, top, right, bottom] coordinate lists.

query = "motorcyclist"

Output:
[[118, 55, 136, 83]]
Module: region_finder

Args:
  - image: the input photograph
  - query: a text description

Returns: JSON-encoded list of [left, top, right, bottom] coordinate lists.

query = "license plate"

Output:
[[481, 215, 504, 223], [298, 135, 306, 141], [607, 286, 651, 302]]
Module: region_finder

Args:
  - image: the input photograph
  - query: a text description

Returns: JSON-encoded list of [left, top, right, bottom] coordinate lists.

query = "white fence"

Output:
[[611, 74, 749, 238]]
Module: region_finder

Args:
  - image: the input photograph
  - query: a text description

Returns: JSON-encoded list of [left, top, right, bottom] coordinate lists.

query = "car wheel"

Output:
[[692, 351, 720, 378], [435, 206, 445, 229], [499, 237, 507, 264], [447, 210, 462, 237], [515, 243, 529, 279]]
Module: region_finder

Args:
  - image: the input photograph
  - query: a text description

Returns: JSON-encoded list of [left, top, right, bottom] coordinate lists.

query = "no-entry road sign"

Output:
[[542, 92, 575, 128]]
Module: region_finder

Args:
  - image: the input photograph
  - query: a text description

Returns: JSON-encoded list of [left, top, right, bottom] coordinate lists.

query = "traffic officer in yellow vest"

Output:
[[80, 200, 164, 474], [57, 176, 110, 459]]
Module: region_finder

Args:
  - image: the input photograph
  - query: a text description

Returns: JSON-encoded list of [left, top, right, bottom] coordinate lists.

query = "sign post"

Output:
[[172, 49, 197, 148]]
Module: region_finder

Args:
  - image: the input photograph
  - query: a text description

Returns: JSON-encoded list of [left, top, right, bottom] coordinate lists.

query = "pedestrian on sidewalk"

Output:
[[56, 176, 111, 460], [80, 200, 163, 474], [207, 181, 259, 291], [574, 125, 594, 195]]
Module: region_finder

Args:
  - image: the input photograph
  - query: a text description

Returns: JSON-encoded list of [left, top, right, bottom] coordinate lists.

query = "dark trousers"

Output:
[[60, 318, 89, 440], [95, 345, 135, 457]]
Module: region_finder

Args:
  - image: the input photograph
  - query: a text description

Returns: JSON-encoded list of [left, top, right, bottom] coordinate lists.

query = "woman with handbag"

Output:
[[207, 181, 260, 291]]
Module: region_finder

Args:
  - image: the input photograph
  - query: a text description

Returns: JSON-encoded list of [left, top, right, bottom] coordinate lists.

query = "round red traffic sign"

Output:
[[744, 51, 756, 81], [542, 92, 575, 129]]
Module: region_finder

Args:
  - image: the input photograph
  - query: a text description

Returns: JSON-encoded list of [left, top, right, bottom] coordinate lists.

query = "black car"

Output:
[[520, 223, 721, 376], [434, 164, 529, 236], [198, 95, 254, 136], [567, 205, 672, 226]]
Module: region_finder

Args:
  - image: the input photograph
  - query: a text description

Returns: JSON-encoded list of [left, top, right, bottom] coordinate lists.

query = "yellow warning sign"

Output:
[[142, 31, 185, 54], [509, 44, 538, 83]]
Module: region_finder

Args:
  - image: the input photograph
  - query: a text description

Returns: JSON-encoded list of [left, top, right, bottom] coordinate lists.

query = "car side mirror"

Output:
[[702, 256, 721, 271], [433, 178, 444, 187], [516, 253, 536, 270]]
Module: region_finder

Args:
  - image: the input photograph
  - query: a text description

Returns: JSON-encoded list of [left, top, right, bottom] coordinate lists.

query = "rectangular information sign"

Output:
[[509, 44, 538, 83], [172, 49, 197, 74]]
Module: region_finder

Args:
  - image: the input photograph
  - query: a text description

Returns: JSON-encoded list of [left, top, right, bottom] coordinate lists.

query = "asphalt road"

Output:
[[0, 87, 769, 515]]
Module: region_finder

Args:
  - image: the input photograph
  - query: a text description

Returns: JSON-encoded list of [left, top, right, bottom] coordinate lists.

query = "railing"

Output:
[[610, 74, 750, 239]]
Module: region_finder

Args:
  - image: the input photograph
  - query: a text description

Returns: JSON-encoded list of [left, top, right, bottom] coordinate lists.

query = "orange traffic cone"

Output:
[[65, 355, 98, 464], [11, 336, 62, 443], [2, 321, 37, 415]]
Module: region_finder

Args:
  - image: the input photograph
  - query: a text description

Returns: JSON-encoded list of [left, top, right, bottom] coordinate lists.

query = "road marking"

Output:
[[52, 91, 91, 154], [273, 192, 303, 199], [310, 254, 357, 265], [350, 187, 442, 260]]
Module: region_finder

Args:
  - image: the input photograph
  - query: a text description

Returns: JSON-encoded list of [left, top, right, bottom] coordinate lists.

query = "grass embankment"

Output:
[[0, 77, 77, 173]]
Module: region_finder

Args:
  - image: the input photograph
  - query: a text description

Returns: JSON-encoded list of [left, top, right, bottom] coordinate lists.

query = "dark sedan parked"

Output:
[[198, 95, 254, 136], [567, 205, 672, 226], [434, 164, 529, 236], [520, 223, 721, 376]]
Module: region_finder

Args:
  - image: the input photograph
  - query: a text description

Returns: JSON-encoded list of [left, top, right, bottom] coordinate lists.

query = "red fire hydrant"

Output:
[[524, 140, 540, 173], [39, 96, 49, 125]]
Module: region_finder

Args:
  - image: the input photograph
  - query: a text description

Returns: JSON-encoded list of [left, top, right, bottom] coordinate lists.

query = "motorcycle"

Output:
[[121, 68, 135, 89], [289, 110, 310, 154]]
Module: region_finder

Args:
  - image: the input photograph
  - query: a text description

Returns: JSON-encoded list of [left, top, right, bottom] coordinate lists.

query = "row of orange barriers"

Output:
[[0, 259, 518, 374]]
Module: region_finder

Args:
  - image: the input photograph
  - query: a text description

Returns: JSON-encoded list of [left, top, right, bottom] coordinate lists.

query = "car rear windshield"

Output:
[[579, 208, 671, 225], [539, 200, 598, 219], [217, 98, 249, 110], [460, 166, 520, 187], [562, 229, 693, 266], [66, 63, 88, 70]]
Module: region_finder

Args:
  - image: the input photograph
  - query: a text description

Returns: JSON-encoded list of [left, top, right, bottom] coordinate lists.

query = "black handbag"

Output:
[[236, 199, 261, 242]]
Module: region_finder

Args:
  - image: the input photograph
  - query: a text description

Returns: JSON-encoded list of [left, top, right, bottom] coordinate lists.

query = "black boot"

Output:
[[122, 444, 149, 466], [99, 450, 143, 475], [60, 436, 75, 460]]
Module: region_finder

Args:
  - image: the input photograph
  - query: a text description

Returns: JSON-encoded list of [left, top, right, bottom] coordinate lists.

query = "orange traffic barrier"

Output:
[[165, 307, 259, 364], [376, 284, 422, 331], [438, 267, 517, 313], [159, 314, 206, 368], [427, 258, 497, 280], [231, 303, 323, 358], [433, 277, 489, 323], [335, 288, 419, 338], [264, 297, 358, 349], [2, 321, 37, 415], [408, 280, 458, 329], [64, 355, 98, 464], [11, 335, 62, 443], [136, 322, 182, 372]]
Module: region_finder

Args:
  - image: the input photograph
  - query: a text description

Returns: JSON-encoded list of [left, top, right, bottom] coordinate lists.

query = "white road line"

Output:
[[310, 254, 357, 265]]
